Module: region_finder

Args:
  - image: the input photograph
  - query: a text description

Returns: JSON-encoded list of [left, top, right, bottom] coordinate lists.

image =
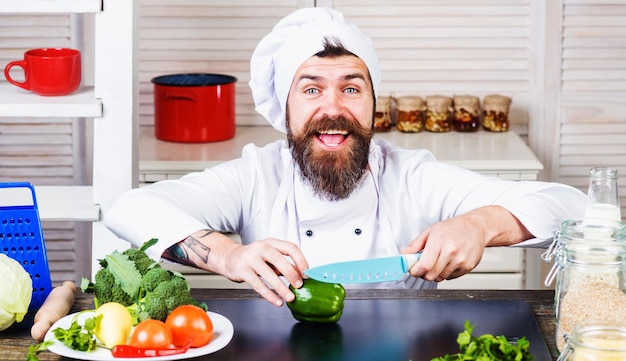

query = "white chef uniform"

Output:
[[104, 138, 587, 289]]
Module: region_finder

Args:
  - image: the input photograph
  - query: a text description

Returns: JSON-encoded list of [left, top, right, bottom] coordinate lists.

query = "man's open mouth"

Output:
[[316, 129, 349, 147]]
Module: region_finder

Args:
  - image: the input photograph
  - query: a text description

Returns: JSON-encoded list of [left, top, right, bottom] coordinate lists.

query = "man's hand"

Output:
[[220, 239, 308, 306], [163, 231, 308, 307], [401, 205, 532, 282]]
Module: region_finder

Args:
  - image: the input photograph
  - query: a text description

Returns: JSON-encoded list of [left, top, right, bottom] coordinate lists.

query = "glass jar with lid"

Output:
[[557, 320, 626, 360], [425, 95, 452, 132], [396, 95, 425, 133], [552, 219, 626, 352], [452, 95, 480, 132], [482, 94, 511, 132], [374, 96, 393, 132]]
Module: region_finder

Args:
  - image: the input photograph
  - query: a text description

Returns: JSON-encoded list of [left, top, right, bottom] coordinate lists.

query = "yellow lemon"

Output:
[[93, 302, 133, 348]]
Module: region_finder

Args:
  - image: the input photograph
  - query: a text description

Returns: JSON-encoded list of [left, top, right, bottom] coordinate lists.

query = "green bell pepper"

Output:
[[287, 278, 346, 324]]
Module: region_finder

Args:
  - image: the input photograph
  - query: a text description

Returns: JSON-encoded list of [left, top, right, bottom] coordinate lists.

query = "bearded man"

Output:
[[104, 7, 586, 306]]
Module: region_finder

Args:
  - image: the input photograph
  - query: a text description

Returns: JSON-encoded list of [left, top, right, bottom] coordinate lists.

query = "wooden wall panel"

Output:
[[560, 0, 626, 221]]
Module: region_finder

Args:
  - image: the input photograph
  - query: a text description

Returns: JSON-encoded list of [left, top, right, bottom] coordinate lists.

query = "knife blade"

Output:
[[303, 253, 422, 284]]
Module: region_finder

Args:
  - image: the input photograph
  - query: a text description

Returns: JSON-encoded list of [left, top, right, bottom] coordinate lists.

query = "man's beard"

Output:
[[288, 115, 373, 201]]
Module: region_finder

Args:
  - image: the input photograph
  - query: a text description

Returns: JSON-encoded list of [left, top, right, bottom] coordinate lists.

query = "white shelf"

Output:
[[0, 0, 104, 223], [0, 0, 101, 13], [0, 84, 102, 118], [34, 186, 100, 222]]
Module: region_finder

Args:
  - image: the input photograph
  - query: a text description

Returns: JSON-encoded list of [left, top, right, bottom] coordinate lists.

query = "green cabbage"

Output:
[[0, 253, 33, 331]]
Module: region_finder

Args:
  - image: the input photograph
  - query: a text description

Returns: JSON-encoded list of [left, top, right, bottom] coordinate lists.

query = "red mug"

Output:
[[4, 48, 81, 96]]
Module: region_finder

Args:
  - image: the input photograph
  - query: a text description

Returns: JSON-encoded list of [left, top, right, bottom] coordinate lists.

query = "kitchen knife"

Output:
[[303, 253, 422, 284]]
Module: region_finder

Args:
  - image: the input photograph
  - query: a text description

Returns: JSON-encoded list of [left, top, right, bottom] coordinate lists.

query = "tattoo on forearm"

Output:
[[183, 236, 211, 264], [163, 232, 212, 266], [163, 244, 195, 267]]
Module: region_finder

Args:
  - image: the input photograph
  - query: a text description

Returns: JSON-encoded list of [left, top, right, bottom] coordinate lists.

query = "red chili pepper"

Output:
[[111, 341, 191, 358]]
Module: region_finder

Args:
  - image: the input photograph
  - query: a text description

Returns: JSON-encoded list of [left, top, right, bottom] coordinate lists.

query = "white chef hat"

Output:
[[249, 7, 380, 133]]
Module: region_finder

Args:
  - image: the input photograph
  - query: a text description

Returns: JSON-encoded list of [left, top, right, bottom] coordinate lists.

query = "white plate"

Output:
[[44, 310, 234, 361]]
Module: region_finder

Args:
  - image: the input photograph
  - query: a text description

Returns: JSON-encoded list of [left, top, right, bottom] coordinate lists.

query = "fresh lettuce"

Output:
[[0, 253, 33, 331]]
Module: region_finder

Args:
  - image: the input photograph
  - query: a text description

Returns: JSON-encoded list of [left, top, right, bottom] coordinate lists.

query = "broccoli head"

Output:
[[141, 266, 172, 292], [89, 268, 134, 307], [138, 275, 204, 321], [81, 240, 158, 307], [122, 247, 157, 275], [81, 239, 206, 324], [154, 276, 189, 311], [139, 295, 169, 322]]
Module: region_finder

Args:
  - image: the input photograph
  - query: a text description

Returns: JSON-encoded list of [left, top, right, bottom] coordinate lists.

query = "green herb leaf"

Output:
[[51, 313, 98, 352], [104, 251, 142, 299], [139, 238, 159, 253], [80, 277, 94, 293], [26, 340, 54, 361], [430, 320, 534, 361]]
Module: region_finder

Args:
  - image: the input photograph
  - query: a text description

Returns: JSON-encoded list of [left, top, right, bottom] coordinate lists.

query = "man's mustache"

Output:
[[302, 116, 372, 138]]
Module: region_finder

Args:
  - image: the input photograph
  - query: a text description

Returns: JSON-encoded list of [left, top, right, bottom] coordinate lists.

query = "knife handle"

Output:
[[401, 252, 422, 272]]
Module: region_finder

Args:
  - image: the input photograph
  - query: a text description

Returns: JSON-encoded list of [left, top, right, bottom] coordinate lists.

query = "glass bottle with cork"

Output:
[[584, 167, 621, 225]]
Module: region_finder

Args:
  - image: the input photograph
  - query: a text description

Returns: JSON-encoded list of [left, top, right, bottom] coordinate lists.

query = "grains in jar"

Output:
[[552, 220, 626, 352], [425, 95, 452, 132], [452, 95, 480, 132], [482, 94, 511, 132], [396, 96, 425, 133], [374, 96, 393, 132]]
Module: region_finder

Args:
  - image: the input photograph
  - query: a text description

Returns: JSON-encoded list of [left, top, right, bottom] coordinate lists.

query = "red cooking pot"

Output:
[[152, 73, 237, 143]]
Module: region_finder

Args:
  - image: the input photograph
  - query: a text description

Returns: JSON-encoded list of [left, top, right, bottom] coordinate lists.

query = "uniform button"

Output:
[[306, 230, 313, 237], [354, 228, 362, 235]]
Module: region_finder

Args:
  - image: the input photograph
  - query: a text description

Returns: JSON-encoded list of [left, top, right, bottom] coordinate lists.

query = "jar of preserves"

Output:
[[557, 321, 626, 361], [425, 95, 452, 132], [374, 96, 392, 132], [552, 219, 626, 352], [396, 96, 425, 133], [452, 95, 480, 132], [482, 94, 511, 132]]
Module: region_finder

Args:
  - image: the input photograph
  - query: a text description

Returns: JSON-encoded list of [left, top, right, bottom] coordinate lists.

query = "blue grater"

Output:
[[0, 182, 52, 314]]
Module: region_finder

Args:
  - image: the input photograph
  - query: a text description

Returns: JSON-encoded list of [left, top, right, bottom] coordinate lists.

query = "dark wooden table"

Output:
[[0, 289, 558, 361]]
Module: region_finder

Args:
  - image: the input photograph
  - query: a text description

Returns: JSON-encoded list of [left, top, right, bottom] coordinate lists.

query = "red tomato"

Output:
[[129, 319, 173, 349], [165, 305, 214, 348]]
